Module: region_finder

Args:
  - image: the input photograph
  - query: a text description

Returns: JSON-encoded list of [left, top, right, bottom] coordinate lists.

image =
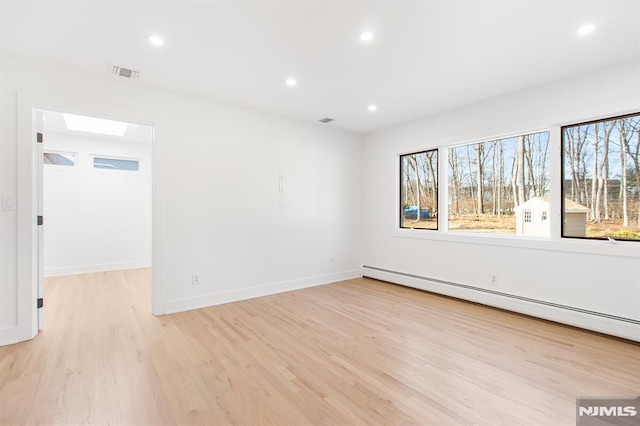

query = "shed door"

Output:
[[522, 209, 533, 235]]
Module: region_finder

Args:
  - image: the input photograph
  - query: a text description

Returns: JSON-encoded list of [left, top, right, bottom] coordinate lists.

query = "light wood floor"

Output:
[[1, 269, 639, 425]]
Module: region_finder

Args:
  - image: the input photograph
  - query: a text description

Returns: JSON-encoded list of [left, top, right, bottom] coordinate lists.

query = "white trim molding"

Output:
[[0, 327, 19, 347], [362, 265, 640, 343], [44, 261, 152, 277], [164, 270, 361, 315]]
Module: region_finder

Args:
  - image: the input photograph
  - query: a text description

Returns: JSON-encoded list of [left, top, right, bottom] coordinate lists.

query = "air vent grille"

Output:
[[112, 65, 139, 80], [319, 117, 334, 124]]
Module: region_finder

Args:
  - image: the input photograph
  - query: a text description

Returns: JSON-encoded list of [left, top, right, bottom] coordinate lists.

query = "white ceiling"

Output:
[[2, 0, 639, 134]]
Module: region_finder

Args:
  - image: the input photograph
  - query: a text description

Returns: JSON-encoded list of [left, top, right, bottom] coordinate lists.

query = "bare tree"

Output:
[[464, 145, 476, 213], [474, 143, 484, 214], [402, 159, 412, 208], [449, 149, 461, 216], [622, 117, 640, 226], [491, 141, 498, 214], [525, 135, 537, 198], [497, 141, 503, 217], [619, 120, 629, 227], [602, 121, 613, 220], [510, 156, 518, 209], [595, 121, 615, 223], [516, 135, 525, 206], [425, 151, 438, 216], [591, 122, 599, 222], [564, 126, 589, 204], [409, 156, 422, 220]]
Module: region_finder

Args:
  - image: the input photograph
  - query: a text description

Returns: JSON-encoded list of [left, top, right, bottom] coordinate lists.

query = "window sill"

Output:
[[393, 228, 640, 258]]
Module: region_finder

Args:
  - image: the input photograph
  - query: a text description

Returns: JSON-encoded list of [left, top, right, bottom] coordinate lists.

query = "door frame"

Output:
[[17, 92, 165, 342]]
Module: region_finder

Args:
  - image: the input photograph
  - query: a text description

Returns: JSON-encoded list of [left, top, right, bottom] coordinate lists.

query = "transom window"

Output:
[[44, 151, 77, 167], [92, 156, 140, 171]]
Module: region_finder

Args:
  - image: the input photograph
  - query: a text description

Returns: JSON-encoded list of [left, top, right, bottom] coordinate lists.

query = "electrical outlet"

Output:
[[330, 257, 335, 266], [490, 274, 499, 285], [192, 273, 201, 285]]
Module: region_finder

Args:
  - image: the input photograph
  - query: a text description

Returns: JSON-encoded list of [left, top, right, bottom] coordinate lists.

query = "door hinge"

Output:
[[37, 133, 43, 143], [37, 298, 44, 309], [37, 216, 43, 226]]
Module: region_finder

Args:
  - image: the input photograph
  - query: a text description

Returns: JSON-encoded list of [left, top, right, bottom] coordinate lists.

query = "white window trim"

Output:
[[394, 121, 640, 258]]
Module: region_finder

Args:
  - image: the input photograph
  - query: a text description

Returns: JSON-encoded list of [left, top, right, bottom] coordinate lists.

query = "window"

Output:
[[523, 210, 532, 223], [400, 149, 438, 230], [93, 156, 139, 171], [448, 131, 550, 235], [561, 112, 640, 241], [541, 211, 547, 221], [44, 152, 77, 167]]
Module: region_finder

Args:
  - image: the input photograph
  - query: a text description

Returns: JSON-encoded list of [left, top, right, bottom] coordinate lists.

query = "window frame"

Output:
[[399, 149, 439, 231], [392, 116, 638, 257], [445, 129, 551, 237], [560, 111, 640, 243]]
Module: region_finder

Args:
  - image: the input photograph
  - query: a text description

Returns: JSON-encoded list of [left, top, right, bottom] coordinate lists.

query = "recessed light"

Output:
[[285, 78, 297, 87], [368, 105, 377, 112], [360, 32, 374, 42], [576, 23, 596, 36], [148, 35, 164, 46]]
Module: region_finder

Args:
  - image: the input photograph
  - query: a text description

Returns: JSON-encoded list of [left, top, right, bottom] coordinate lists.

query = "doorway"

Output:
[[40, 109, 153, 273], [38, 109, 154, 328], [16, 93, 162, 342]]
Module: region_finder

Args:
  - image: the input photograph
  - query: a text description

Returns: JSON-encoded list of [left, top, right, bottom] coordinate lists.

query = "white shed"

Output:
[[515, 197, 589, 237], [515, 197, 550, 237]]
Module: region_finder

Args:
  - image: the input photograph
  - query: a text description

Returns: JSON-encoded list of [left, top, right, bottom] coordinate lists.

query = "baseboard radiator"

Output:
[[361, 265, 640, 342]]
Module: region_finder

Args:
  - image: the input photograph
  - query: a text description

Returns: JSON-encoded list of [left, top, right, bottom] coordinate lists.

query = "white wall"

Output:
[[362, 58, 640, 340], [3, 52, 637, 346], [0, 54, 363, 344], [43, 133, 152, 276]]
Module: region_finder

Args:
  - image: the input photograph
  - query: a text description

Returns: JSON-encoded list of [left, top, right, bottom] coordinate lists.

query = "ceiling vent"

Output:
[[318, 117, 335, 124], [112, 65, 139, 80]]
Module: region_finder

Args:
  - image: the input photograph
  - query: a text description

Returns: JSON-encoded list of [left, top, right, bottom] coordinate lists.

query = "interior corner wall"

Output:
[[0, 54, 363, 341], [361, 58, 640, 340], [43, 134, 152, 276]]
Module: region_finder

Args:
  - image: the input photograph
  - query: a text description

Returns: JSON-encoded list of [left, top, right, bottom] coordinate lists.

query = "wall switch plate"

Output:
[[2, 196, 16, 211]]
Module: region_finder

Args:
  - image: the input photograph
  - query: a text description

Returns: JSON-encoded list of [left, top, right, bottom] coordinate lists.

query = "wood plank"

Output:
[[0, 270, 638, 425]]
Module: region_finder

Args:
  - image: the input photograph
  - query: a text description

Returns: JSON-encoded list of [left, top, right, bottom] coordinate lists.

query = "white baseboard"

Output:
[[0, 326, 18, 347], [362, 266, 640, 343], [164, 269, 361, 315], [44, 260, 152, 277]]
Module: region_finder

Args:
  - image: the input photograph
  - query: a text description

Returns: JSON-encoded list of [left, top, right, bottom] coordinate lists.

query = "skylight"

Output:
[[62, 113, 128, 137]]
